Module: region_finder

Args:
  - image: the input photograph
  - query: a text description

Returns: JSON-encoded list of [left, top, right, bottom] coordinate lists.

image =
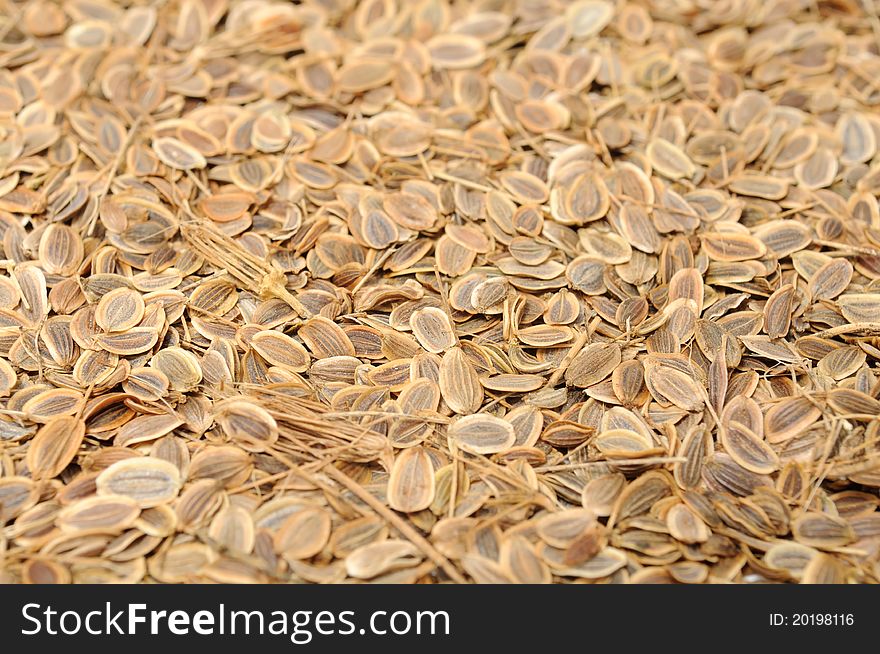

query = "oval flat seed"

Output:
[[274, 507, 332, 560], [410, 307, 457, 353], [765, 397, 822, 444], [216, 400, 279, 452], [720, 421, 780, 474], [26, 416, 85, 480], [149, 347, 202, 391], [152, 136, 206, 170], [387, 446, 435, 513], [701, 232, 767, 261], [666, 503, 710, 544], [250, 330, 310, 372], [299, 316, 356, 358], [565, 343, 621, 388], [427, 34, 486, 69], [791, 513, 854, 549], [95, 288, 145, 333], [345, 540, 423, 580], [439, 347, 483, 415], [594, 428, 655, 458], [837, 294, 880, 324], [479, 374, 544, 393], [58, 495, 141, 534], [94, 328, 159, 356], [647, 138, 695, 180], [448, 413, 515, 454], [809, 259, 853, 300], [96, 458, 181, 508]]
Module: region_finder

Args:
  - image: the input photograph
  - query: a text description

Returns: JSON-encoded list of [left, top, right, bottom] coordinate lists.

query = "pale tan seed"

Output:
[[274, 507, 332, 560], [791, 512, 855, 549], [115, 414, 184, 447], [647, 138, 695, 180], [837, 294, 880, 324], [448, 413, 515, 454], [565, 343, 621, 388], [387, 446, 435, 513], [94, 328, 159, 356], [439, 347, 483, 414], [765, 397, 822, 444], [208, 506, 255, 554], [410, 308, 457, 353], [479, 374, 544, 393], [701, 232, 767, 261], [22, 388, 83, 422], [816, 346, 865, 381], [345, 540, 423, 580], [594, 428, 656, 458], [581, 473, 626, 517], [26, 416, 85, 480], [567, 0, 614, 37], [720, 421, 780, 474], [763, 284, 794, 339], [337, 60, 394, 93], [794, 147, 837, 190], [674, 427, 711, 491], [250, 330, 310, 372], [95, 288, 145, 333], [152, 136, 206, 170], [644, 364, 704, 411], [39, 224, 84, 276], [728, 174, 788, 200], [666, 503, 710, 544], [764, 542, 820, 579], [215, 400, 279, 452], [500, 536, 552, 584], [299, 316, 356, 358], [58, 495, 140, 534], [96, 458, 181, 508], [150, 347, 202, 391], [122, 367, 170, 401], [426, 34, 486, 69], [809, 259, 853, 300]]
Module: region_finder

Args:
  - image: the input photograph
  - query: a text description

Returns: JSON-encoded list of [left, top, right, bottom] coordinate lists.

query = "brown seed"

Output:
[[763, 284, 794, 339], [94, 329, 159, 356], [701, 232, 767, 261], [152, 137, 206, 170], [299, 316, 356, 358], [647, 138, 695, 180]]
